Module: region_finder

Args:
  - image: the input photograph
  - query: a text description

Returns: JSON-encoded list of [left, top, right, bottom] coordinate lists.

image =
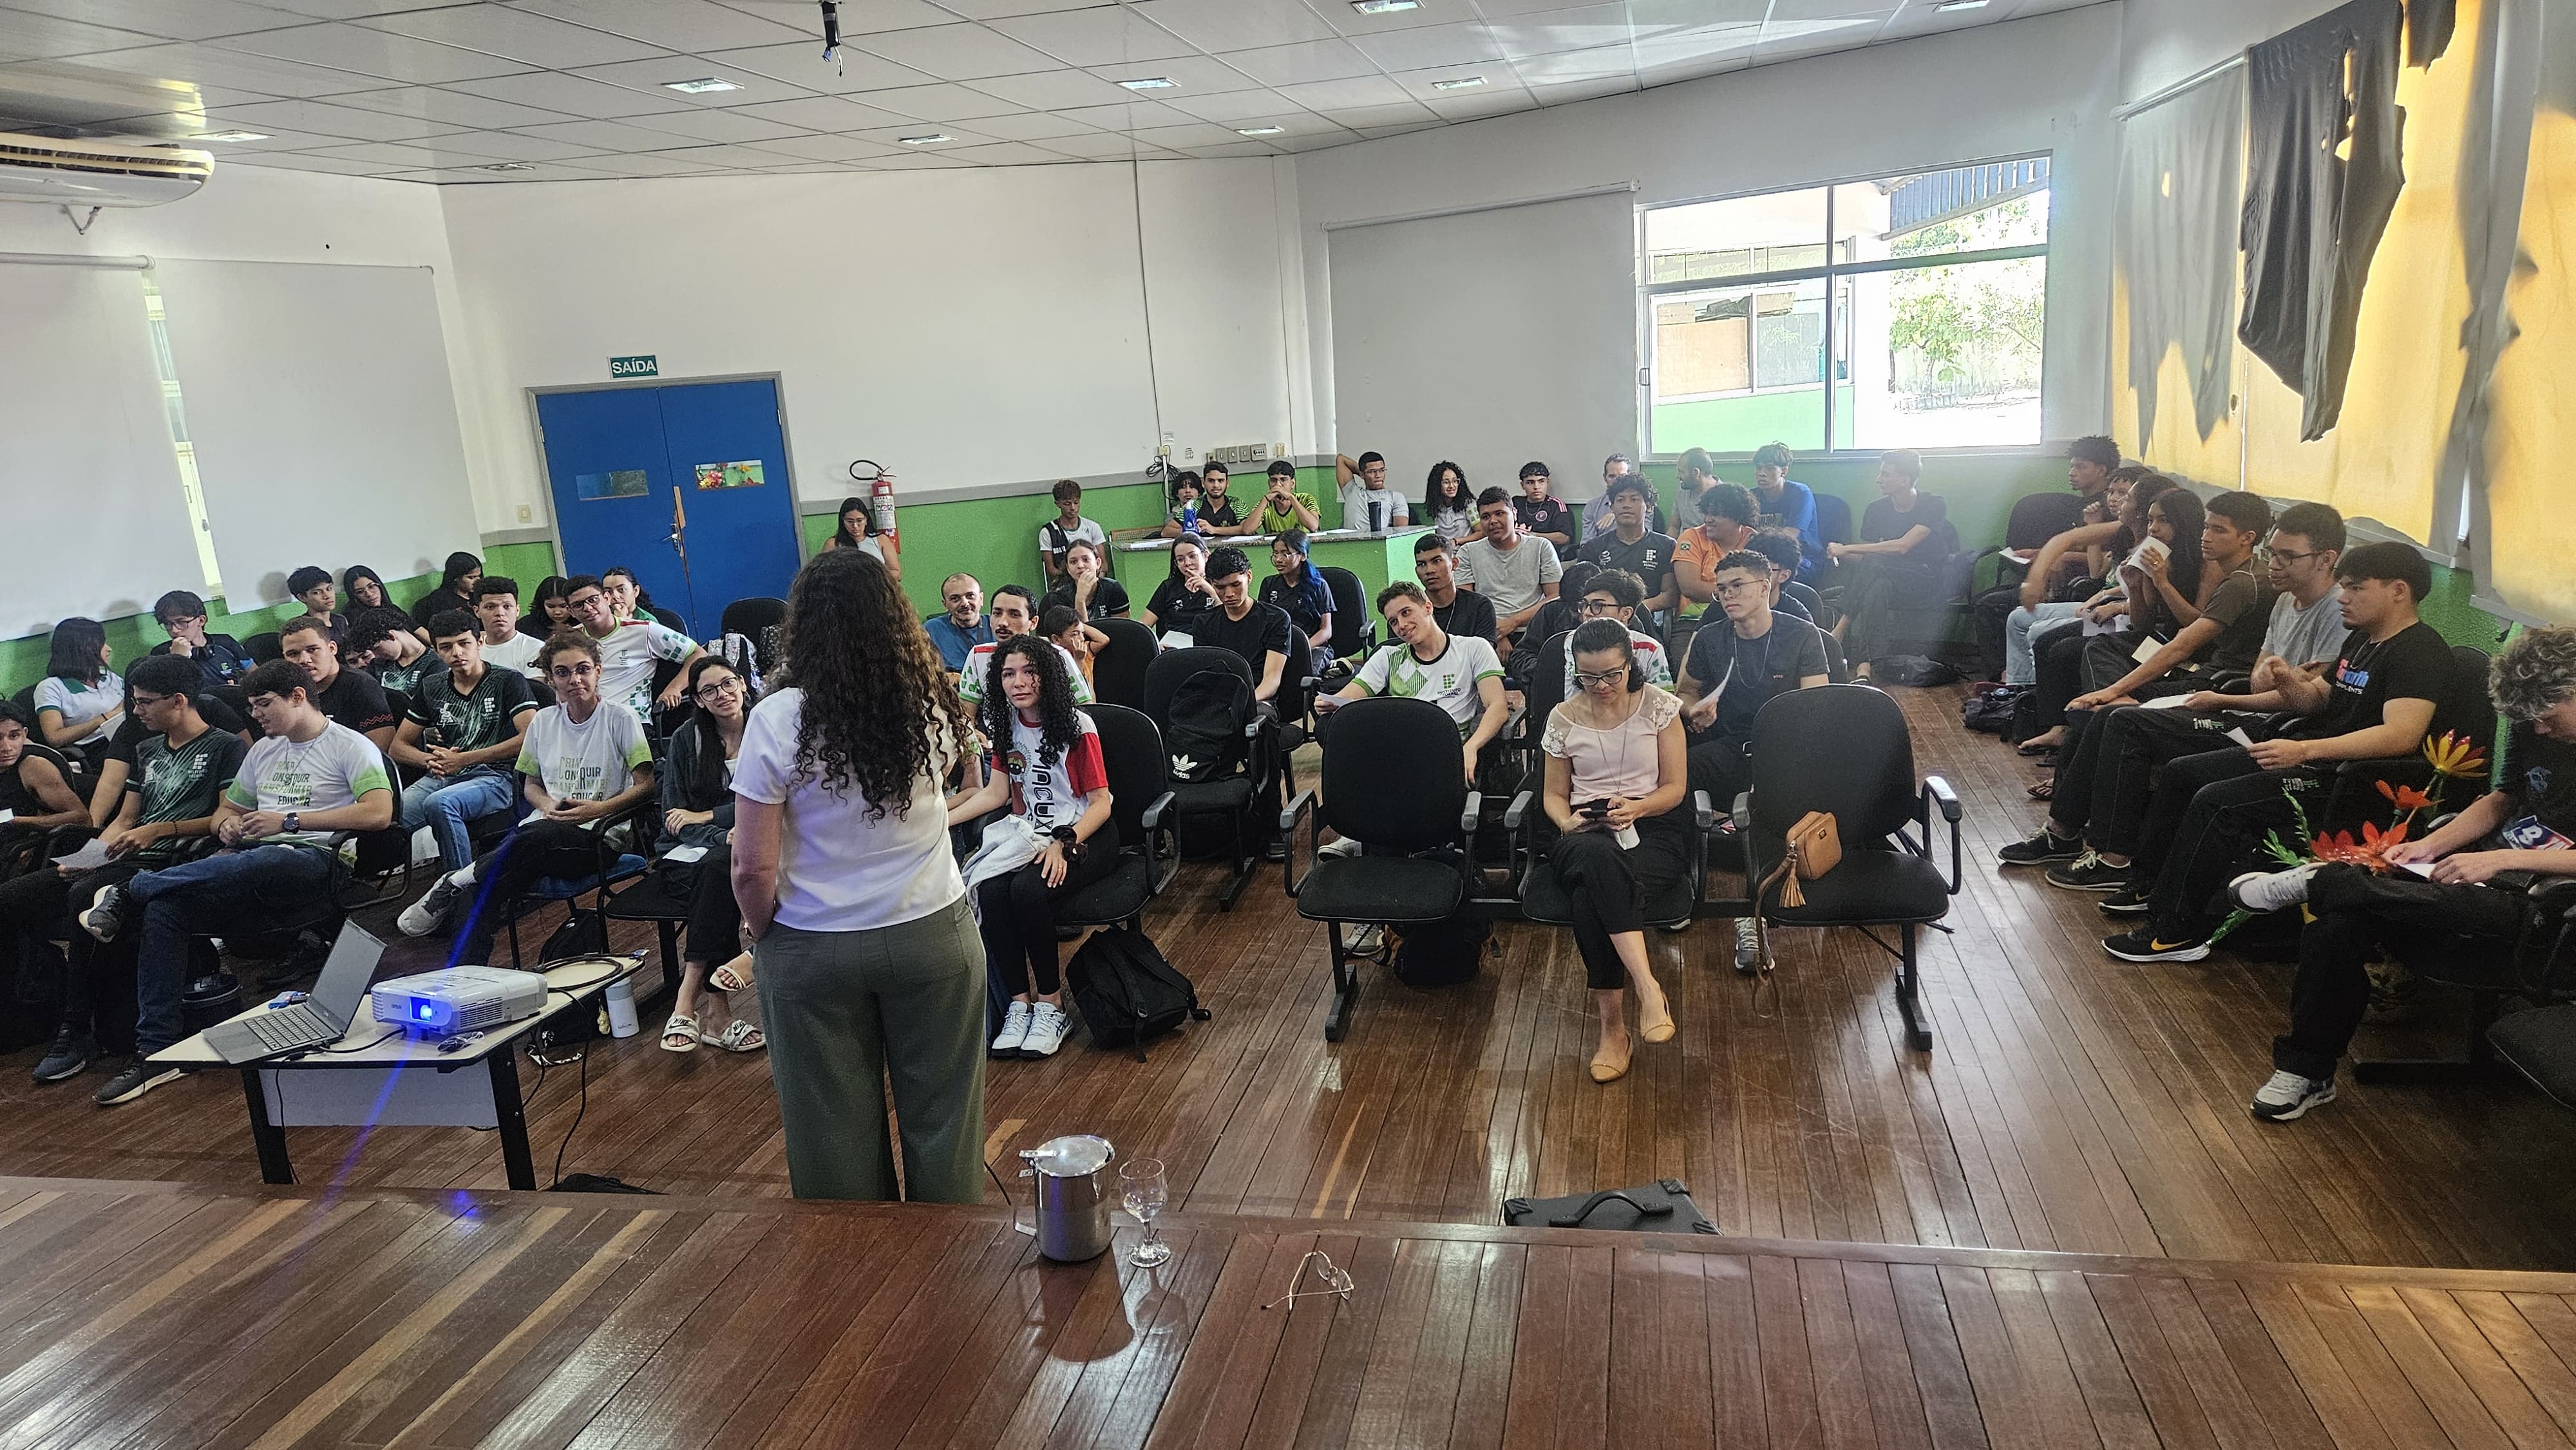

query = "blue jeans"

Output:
[[400, 768, 517, 872], [2004, 600, 2085, 685], [126, 845, 337, 1055]]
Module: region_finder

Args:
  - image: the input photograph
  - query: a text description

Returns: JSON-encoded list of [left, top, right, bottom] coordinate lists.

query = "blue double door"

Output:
[[535, 378, 802, 641]]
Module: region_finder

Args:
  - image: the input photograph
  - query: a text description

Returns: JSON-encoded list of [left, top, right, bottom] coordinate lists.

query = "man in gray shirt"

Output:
[[1457, 487, 1562, 655]]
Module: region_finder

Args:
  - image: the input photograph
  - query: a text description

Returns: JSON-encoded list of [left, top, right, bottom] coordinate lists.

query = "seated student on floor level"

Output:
[[1973, 437, 2122, 679], [1041, 537, 1130, 622], [1260, 530, 1334, 677], [410, 552, 483, 632], [399, 632, 658, 961], [956, 585, 1093, 708], [1748, 442, 1826, 582], [82, 672, 248, 833], [147, 591, 251, 689], [346, 607, 437, 696], [285, 566, 345, 634], [85, 658, 393, 1107], [277, 618, 397, 751], [1675, 549, 1832, 970], [652, 654, 763, 1058], [1676, 481, 1760, 617], [392, 611, 538, 877], [2226, 625, 2576, 1122], [0, 701, 90, 843], [1413, 532, 1497, 645], [1142, 535, 1217, 636], [8, 657, 245, 1087], [1458, 486, 1563, 655], [1579, 475, 1680, 623], [1321, 579, 1510, 786], [1039, 478, 1106, 587], [1514, 461, 1575, 556], [472, 576, 545, 681], [1563, 569, 1671, 694], [565, 573, 699, 720], [1830, 449, 1956, 681], [949, 637, 1117, 1062], [35, 617, 120, 766], [2085, 543, 2453, 963], [2001, 466, 2150, 688], [1749, 527, 1823, 626], [1193, 548, 1294, 714], [925, 572, 996, 671], [1038, 605, 1106, 693]]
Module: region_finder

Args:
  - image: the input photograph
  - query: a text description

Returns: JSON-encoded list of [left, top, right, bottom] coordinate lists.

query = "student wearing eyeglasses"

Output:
[[650, 655, 764, 1057]]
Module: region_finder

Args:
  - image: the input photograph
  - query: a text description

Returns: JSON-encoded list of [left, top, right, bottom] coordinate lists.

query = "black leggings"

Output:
[[1548, 812, 1690, 990], [460, 819, 611, 963], [978, 822, 1120, 997], [681, 840, 740, 972], [0, 860, 144, 1051]]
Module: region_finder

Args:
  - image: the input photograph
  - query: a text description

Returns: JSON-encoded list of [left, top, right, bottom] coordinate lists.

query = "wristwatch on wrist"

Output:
[[281, 812, 300, 835]]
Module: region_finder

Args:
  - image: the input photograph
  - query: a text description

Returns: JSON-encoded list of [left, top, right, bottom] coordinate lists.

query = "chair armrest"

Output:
[[1282, 787, 1316, 898], [1922, 775, 1964, 894], [1692, 789, 1716, 833], [1502, 787, 1536, 831], [1280, 787, 1314, 836], [1460, 790, 1482, 838], [2329, 754, 2426, 778], [2530, 877, 2576, 912], [1730, 791, 1752, 833], [1139, 789, 1177, 834], [1926, 775, 1962, 823]]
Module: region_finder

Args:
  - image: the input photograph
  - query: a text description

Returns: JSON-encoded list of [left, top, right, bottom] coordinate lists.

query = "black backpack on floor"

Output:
[[1390, 909, 1493, 988], [1066, 926, 1209, 1060]]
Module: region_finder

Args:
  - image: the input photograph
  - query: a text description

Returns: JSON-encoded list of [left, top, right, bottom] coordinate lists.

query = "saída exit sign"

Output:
[[609, 354, 659, 379]]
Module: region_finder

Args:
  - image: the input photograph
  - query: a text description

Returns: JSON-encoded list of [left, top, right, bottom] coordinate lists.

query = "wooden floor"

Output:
[[0, 684, 2571, 1272], [11, 1174, 2576, 1449]]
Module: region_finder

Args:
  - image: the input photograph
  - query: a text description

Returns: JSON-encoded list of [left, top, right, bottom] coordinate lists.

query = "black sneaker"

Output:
[[2103, 928, 2210, 963], [2045, 851, 2131, 892], [2096, 883, 2152, 916], [2249, 1069, 2336, 1121], [1996, 828, 2081, 867], [77, 884, 128, 943], [32, 1028, 94, 1083], [93, 1059, 180, 1106]]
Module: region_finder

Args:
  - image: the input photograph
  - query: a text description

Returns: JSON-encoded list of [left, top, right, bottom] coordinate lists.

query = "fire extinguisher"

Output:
[[852, 459, 896, 547]]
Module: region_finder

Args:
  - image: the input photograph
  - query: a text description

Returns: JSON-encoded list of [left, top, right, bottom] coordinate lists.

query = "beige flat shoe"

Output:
[[1591, 1040, 1632, 1083], [1638, 990, 1674, 1044]]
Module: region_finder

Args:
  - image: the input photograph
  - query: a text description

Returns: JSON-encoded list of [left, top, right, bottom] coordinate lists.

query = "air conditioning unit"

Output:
[[0, 131, 211, 208]]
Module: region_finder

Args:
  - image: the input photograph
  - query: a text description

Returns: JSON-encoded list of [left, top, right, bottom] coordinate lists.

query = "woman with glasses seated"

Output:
[[656, 656, 764, 1055], [1558, 568, 1670, 697], [1543, 619, 1688, 1084]]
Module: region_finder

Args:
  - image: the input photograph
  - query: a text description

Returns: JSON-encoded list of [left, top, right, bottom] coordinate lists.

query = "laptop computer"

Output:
[[204, 921, 386, 1065]]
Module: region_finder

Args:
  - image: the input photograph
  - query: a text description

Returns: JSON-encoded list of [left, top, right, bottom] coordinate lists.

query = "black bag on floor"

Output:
[[1504, 1178, 1719, 1234], [1066, 925, 1209, 1060], [1962, 686, 2022, 735], [1871, 654, 1960, 688], [1389, 908, 1492, 988], [538, 907, 609, 964]]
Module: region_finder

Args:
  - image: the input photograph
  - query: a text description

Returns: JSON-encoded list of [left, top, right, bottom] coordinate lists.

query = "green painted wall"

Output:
[[1651, 384, 1857, 455], [0, 540, 558, 699]]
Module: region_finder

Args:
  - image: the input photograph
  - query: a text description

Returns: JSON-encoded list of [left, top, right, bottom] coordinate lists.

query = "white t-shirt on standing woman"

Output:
[[733, 686, 965, 934]]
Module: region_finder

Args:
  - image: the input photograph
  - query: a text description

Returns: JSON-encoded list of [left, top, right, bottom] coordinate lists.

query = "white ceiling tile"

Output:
[[1080, 53, 1263, 94], [1349, 22, 1504, 71], [647, 141, 822, 167], [844, 121, 981, 144], [718, 0, 956, 35], [1193, 107, 1336, 133], [0, 9, 158, 60], [1031, 127, 1164, 156], [1505, 40, 1631, 80], [623, 106, 813, 142], [249, 0, 480, 15], [213, 23, 534, 82], [958, 108, 1104, 138], [1046, 97, 1195, 129], [1528, 72, 1638, 101], [930, 0, 1120, 18], [232, 149, 406, 173], [1325, 99, 1440, 126], [411, 162, 620, 180], [215, 95, 467, 139], [564, 148, 733, 174], [1161, 88, 1311, 122], [1628, 0, 1769, 24], [853, 23, 1061, 80], [1355, 120, 1439, 136], [299, 137, 506, 167], [351, 9, 668, 70], [746, 131, 899, 159], [698, 41, 938, 93], [1632, 19, 1761, 67], [1642, 50, 1744, 81], [1221, 37, 1377, 87], [847, 149, 977, 166], [1471, 0, 1600, 15], [1487, 4, 1631, 55], [1169, 140, 1280, 156], [508, 0, 810, 52], [1267, 129, 1353, 150], [1125, 120, 1255, 148], [984, 6, 1196, 67], [442, 68, 696, 117], [959, 68, 1135, 109], [326, 84, 577, 129], [0, 0, 308, 43], [1275, 73, 1414, 109], [515, 116, 712, 151], [429, 129, 608, 161], [864, 80, 1031, 118], [1320, 0, 1466, 35], [1420, 79, 1539, 115], [726, 93, 914, 128], [1127, 0, 1338, 52], [939, 138, 1072, 164], [64, 41, 395, 97], [173, 123, 348, 151], [566, 56, 817, 105]]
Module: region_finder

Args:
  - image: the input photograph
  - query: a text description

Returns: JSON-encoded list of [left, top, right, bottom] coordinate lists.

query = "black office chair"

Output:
[[1318, 565, 1374, 670], [243, 632, 283, 664], [2357, 876, 2576, 1086], [1281, 696, 1479, 1041], [1054, 704, 1180, 931], [1511, 790, 1715, 933], [2489, 915, 2576, 1108], [1090, 617, 1159, 711], [1144, 647, 1278, 910], [1812, 492, 1853, 556], [719, 596, 788, 674], [1738, 684, 1961, 1051]]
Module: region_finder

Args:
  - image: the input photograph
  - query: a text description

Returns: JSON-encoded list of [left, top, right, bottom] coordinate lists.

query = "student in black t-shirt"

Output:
[[1039, 538, 1131, 622], [1142, 531, 1220, 634], [409, 552, 484, 631], [1193, 462, 1248, 535], [1197, 547, 1294, 709], [0, 702, 88, 851], [146, 590, 252, 690], [2095, 543, 2454, 963], [276, 617, 397, 749], [1579, 475, 1679, 619], [1828, 450, 1957, 678], [1514, 461, 1575, 556], [1747, 529, 1820, 626], [392, 611, 538, 876], [1414, 532, 1497, 645], [85, 677, 248, 830], [2224, 625, 2576, 1122]]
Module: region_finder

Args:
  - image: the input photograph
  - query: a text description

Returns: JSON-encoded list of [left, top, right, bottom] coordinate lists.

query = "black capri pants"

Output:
[[978, 820, 1121, 997], [682, 840, 741, 972], [1548, 811, 1690, 990]]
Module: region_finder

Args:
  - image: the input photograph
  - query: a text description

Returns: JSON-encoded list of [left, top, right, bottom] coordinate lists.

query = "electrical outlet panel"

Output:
[[1204, 442, 1269, 466]]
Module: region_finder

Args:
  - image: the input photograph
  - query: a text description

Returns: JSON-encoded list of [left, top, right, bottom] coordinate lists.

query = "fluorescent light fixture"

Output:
[[1932, 1, 1990, 10], [196, 130, 270, 142], [1350, 0, 1421, 13], [663, 77, 741, 93], [1235, 126, 1285, 136], [475, 162, 536, 171], [1117, 76, 1175, 90], [1430, 75, 1487, 89], [897, 133, 952, 145]]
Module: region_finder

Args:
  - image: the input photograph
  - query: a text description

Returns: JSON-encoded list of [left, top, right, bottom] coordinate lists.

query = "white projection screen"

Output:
[[1327, 192, 1637, 519], [0, 263, 204, 637], [153, 259, 480, 604]]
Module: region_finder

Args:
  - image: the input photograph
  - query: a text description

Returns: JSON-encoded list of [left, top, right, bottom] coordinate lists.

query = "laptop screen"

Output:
[[308, 921, 387, 1030]]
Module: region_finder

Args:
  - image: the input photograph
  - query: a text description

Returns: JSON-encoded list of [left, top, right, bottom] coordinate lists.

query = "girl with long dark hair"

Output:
[[340, 565, 392, 615], [1422, 460, 1477, 543], [945, 636, 1117, 1059], [521, 576, 574, 641], [409, 551, 482, 630], [730, 547, 984, 1201], [823, 494, 904, 583], [657, 655, 764, 1055], [35, 617, 119, 753]]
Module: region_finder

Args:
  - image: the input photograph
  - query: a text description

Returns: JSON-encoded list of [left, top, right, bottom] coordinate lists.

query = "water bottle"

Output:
[[1182, 499, 1198, 532], [603, 977, 639, 1039]]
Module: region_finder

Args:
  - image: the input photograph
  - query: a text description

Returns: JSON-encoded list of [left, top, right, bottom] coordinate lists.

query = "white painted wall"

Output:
[[438, 157, 1305, 522], [1291, 3, 2126, 451], [2118, 0, 2344, 102]]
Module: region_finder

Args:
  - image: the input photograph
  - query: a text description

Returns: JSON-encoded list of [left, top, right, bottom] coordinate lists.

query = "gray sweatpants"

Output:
[[753, 895, 987, 1203]]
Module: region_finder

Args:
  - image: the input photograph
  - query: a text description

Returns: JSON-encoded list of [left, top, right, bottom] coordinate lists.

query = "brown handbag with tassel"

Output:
[[1761, 810, 1843, 909]]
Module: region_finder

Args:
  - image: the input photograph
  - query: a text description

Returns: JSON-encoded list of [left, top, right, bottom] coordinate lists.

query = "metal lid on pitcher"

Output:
[[1021, 1135, 1114, 1176]]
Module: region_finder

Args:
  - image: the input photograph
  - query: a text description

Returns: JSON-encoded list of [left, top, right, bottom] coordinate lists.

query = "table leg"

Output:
[[240, 1069, 294, 1185], [488, 1047, 538, 1190]]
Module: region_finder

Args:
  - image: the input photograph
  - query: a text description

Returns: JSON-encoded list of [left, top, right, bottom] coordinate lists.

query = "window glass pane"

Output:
[[1841, 254, 2047, 449], [1839, 159, 2051, 267], [1649, 278, 1831, 455], [1643, 187, 1828, 285]]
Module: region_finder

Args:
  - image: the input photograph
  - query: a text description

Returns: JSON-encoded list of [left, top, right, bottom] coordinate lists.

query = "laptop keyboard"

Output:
[[241, 1005, 332, 1053]]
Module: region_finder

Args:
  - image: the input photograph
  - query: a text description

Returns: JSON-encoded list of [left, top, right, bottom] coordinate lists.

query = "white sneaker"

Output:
[[1319, 836, 1362, 860], [2249, 1069, 2336, 1122], [990, 999, 1031, 1056], [1734, 917, 1765, 974], [396, 865, 475, 937], [2230, 862, 2322, 915], [1344, 923, 1385, 957], [1021, 1002, 1072, 1058]]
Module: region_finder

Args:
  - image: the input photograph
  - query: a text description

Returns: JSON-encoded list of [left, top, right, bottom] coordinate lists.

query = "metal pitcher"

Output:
[[1016, 1135, 1116, 1262]]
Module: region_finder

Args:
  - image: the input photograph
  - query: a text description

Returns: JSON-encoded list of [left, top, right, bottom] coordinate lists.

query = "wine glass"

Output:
[[1120, 1157, 1171, 1267]]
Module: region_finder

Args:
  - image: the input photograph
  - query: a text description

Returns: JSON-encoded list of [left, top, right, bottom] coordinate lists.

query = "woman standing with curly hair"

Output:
[[731, 547, 985, 1201]]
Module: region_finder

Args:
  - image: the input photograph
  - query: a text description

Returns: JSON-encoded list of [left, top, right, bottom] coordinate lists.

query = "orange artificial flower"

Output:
[[2309, 820, 2410, 870], [2376, 779, 2436, 812]]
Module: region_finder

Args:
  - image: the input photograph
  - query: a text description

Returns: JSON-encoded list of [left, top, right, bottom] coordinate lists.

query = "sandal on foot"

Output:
[[710, 954, 755, 993], [2027, 780, 2055, 800], [660, 1013, 700, 1052], [700, 1019, 765, 1053]]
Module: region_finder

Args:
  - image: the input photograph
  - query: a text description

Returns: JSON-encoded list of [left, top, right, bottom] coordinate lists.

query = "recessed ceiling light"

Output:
[[475, 162, 536, 171], [195, 130, 270, 142], [1351, 0, 1421, 13], [1431, 75, 1487, 89], [1932, 1, 1990, 10], [897, 133, 952, 145], [1236, 126, 1285, 136], [663, 77, 740, 93], [1117, 77, 1175, 90]]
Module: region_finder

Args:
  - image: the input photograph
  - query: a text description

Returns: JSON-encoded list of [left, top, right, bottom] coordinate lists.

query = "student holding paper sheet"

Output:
[[2225, 626, 2576, 1122]]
